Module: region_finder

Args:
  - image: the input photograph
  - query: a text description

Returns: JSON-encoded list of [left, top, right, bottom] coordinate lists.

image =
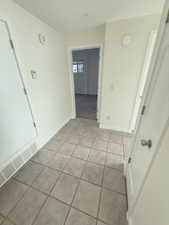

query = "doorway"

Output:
[[71, 47, 101, 120]]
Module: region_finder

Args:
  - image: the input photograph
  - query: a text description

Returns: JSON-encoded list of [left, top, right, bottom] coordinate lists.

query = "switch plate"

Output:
[[31, 70, 37, 79]]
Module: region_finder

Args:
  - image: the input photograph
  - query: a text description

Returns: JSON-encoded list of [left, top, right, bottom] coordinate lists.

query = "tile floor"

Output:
[[0, 118, 127, 225]]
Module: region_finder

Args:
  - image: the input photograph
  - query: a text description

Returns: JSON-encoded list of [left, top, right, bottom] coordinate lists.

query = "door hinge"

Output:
[[33, 122, 37, 128], [23, 88, 27, 95], [9, 39, 14, 50], [166, 10, 169, 24], [141, 105, 146, 115], [128, 157, 132, 164]]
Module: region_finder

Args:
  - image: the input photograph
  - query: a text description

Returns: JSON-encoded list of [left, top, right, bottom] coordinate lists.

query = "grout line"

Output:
[[1, 120, 127, 225], [28, 154, 126, 196], [63, 171, 81, 225], [96, 139, 107, 221], [31, 195, 49, 225]]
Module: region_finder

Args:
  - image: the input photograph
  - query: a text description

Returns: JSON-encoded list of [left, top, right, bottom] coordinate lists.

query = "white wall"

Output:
[[65, 25, 105, 118], [0, 0, 72, 149], [130, 120, 169, 225], [65, 25, 105, 47], [100, 15, 161, 133], [73, 48, 100, 95]]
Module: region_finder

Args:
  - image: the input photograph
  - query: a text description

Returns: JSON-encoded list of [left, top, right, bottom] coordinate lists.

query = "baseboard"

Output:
[[99, 122, 131, 135], [37, 116, 72, 150], [0, 142, 38, 188], [127, 212, 133, 225], [0, 116, 72, 188]]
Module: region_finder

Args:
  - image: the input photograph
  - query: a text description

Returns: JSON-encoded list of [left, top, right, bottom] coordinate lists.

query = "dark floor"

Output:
[[75, 94, 97, 120]]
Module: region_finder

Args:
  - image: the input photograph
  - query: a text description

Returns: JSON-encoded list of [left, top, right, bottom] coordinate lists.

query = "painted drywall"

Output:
[[0, 0, 72, 149], [64, 25, 105, 47], [73, 48, 100, 95], [100, 15, 161, 132], [65, 25, 105, 118], [130, 121, 169, 225], [14, 0, 165, 31]]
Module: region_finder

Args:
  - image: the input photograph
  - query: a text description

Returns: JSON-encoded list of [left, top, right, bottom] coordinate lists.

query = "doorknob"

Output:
[[141, 139, 152, 148]]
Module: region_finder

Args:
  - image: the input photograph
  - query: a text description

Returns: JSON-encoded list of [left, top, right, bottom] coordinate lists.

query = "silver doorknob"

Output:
[[141, 139, 152, 148]]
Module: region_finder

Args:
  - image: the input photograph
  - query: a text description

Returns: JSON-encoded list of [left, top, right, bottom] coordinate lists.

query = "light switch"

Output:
[[31, 70, 37, 79]]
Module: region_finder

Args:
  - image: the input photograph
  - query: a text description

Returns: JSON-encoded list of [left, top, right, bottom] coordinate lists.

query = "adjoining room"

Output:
[[72, 48, 100, 120]]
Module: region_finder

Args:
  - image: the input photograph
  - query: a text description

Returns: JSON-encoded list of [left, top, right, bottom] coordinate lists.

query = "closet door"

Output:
[[0, 21, 36, 167]]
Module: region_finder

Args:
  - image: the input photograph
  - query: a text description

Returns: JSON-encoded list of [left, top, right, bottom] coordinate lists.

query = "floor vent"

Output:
[[0, 143, 37, 188]]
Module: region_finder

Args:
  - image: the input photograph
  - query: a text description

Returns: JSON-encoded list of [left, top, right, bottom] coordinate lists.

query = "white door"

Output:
[[129, 30, 157, 132], [127, 23, 169, 211], [0, 21, 36, 167]]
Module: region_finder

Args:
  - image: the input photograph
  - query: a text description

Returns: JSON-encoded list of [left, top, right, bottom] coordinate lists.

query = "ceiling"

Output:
[[14, 0, 165, 32]]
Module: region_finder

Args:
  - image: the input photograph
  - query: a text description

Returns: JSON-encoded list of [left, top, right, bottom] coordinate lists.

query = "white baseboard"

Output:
[[0, 142, 38, 188], [37, 116, 72, 150], [127, 212, 133, 225], [0, 116, 72, 188]]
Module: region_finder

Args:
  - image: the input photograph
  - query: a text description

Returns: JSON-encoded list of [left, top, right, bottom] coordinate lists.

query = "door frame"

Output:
[[128, 29, 158, 133], [68, 43, 103, 122], [127, 0, 169, 222]]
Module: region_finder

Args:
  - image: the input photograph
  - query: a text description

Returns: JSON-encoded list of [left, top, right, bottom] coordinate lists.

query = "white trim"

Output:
[[0, 19, 37, 136], [67, 43, 103, 122], [127, 212, 133, 225], [127, 0, 169, 218], [128, 29, 157, 133]]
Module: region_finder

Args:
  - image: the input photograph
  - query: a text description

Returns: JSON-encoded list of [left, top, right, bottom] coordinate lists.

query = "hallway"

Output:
[[0, 119, 127, 225]]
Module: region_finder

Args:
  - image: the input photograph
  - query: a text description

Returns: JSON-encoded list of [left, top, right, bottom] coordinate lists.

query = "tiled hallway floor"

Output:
[[0, 119, 127, 225]]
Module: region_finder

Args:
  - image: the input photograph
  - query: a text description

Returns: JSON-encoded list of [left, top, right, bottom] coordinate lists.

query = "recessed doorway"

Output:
[[71, 47, 101, 120]]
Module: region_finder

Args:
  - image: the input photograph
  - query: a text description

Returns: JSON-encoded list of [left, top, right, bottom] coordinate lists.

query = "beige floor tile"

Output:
[[97, 221, 108, 225], [0, 180, 27, 216], [31, 168, 60, 194], [54, 132, 70, 141], [33, 197, 69, 225], [73, 181, 101, 217], [107, 143, 124, 156], [9, 188, 46, 225], [45, 140, 63, 153], [59, 143, 76, 156], [105, 153, 124, 172], [109, 134, 123, 144], [51, 173, 79, 204], [48, 154, 70, 171], [96, 130, 110, 141], [71, 127, 86, 136], [72, 145, 91, 160], [119, 213, 128, 225], [103, 167, 126, 194], [0, 214, 4, 224], [99, 189, 127, 225], [92, 139, 108, 152], [31, 149, 56, 166], [15, 161, 44, 185], [65, 208, 96, 225], [79, 136, 95, 148], [88, 150, 106, 165], [1, 220, 14, 225], [67, 135, 81, 144], [64, 158, 85, 177], [82, 162, 104, 186]]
